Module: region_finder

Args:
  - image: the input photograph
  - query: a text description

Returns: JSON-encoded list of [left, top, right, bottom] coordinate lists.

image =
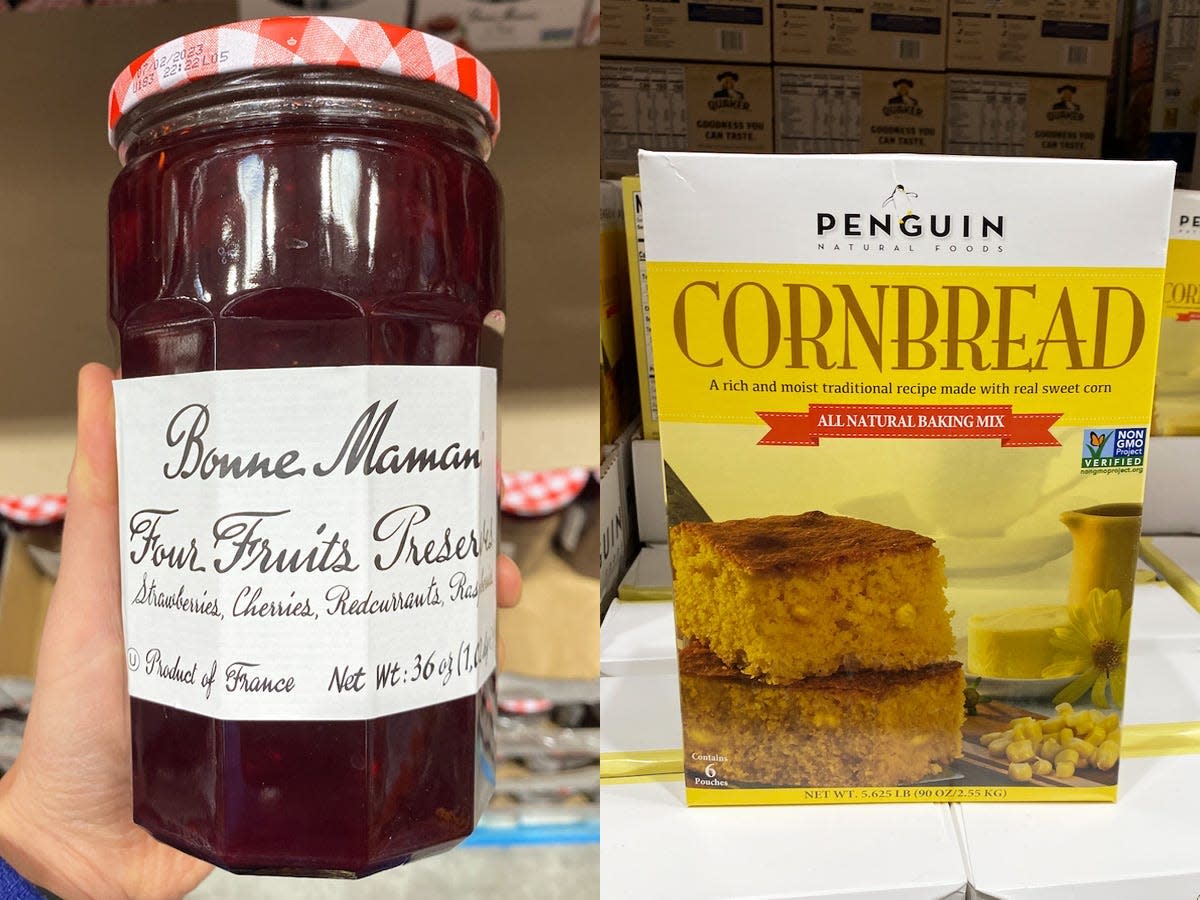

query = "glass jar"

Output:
[[107, 18, 502, 877]]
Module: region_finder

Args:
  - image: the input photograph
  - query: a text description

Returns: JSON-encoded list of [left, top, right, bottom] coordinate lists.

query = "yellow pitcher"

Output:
[[1060, 503, 1143, 614]]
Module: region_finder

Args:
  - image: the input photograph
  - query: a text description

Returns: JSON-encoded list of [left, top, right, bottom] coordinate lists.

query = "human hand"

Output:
[[0, 364, 522, 900]]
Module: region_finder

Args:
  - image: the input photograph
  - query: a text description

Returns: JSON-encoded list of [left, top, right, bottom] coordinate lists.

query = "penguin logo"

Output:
[[883, 184, 919, 226]]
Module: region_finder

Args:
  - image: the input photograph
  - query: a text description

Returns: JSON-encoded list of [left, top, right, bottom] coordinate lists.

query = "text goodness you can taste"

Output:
[[107, 17, 502, 876]]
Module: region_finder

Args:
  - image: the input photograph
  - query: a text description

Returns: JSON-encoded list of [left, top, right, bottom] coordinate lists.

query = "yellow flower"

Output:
[[1041, 588, 1131, 709]]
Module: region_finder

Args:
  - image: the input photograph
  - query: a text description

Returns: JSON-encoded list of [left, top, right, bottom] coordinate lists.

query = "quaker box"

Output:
[[601, 61, 773, 178], [946, 0, 1118, 78], [775, 68, 945, 154], [945, 74, 1106, 158], [599, 0, 771, 63], [773, 0, 947, 72], [639, 150, 1174, 805]]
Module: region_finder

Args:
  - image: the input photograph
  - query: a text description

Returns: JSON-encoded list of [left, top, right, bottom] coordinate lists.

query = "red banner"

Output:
[[1175, 311, 1200, 322], [757, 404, 1061, 448]]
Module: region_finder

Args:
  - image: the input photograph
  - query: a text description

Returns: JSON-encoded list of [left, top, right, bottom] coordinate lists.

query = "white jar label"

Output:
[[113, 365, 497, 721]]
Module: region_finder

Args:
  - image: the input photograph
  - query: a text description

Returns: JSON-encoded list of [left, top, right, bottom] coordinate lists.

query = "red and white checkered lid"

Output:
[[107, 16, 500, 148], [499, 696, 554, 716], [501, 468, 592, 517], [0, 495, 67, 527]]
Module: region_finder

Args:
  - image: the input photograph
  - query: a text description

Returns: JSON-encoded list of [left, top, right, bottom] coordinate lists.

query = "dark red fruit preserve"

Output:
[[107, 18, 503, 877]]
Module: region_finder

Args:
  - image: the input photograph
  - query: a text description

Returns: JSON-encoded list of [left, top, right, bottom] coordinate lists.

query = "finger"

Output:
[[50, 364, 122, 645], [496, 554, 521, 609]]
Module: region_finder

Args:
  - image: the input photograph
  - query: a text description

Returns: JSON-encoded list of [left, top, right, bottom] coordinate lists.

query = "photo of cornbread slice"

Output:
[[670, 512, 955, 682], [679, 643, 965, 788]]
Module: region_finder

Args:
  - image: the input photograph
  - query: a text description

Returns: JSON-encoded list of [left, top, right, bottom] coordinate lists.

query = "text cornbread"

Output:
[[680, 644, 965, 787], [670, 512, 955, 682]]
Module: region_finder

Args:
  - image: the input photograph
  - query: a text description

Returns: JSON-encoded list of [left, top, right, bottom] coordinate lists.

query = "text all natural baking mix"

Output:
[[639, 152, 1174, 804]]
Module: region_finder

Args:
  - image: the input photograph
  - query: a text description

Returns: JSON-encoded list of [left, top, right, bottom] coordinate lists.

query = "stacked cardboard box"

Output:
[[600, 0, 772, 62], [602, 60, 773, 176], [943, 0, 1118, 159], [770, 2, 949, 154], [1122, 0, 1200, 186], [773, 0, 948, 71], [775, 66, 945, 153], [945, 73, 1107, 157], [600, 1, 774, 177], [946, 0, 1118, 77]]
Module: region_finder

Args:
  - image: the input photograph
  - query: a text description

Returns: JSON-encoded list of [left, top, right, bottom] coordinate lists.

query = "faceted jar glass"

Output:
[[108, 68, 503, 876]]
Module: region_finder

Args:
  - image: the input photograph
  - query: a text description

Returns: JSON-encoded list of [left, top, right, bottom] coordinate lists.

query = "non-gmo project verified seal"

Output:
[[1081, 427, 1146, 472]]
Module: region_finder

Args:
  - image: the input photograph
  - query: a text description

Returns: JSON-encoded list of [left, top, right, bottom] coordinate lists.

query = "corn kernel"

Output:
[[1032, 757, 1053, 776], [988, 737, 1013, 758], [1096, 740, 1120, 771], [1067, 710, 1092, 731], [1012, 723, 1029, 741], [980, 731, 1004, 746], [1101, 713, 1120, 732], [1041, 738, 1062, 760], [1108, 728, 1121, 747], [1068, 738, 1096, 760], [894, 603, 917, 627], [1026, 721, 1044, 743], [1059, 728, 1074, 745], [1006, 740, 1035, 763], [1055, 702, 1073, 716], [1086, 727, 1107, 746], [1055, 748, 1080, 766], [1041, 716, 1066, 734], [1056, 760, 1076, 778], [1008, 762, 1034, 782]]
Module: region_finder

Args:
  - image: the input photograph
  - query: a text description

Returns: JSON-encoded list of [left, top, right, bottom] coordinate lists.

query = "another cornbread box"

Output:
[[1152, 190, 1200, 435]]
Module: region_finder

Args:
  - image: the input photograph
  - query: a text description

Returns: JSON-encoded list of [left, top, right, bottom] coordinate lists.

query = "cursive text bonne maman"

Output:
[[161, 401, 480, 481]]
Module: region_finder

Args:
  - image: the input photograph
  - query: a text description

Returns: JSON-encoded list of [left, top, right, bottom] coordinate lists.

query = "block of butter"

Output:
[[967, 605, 1068, 680]]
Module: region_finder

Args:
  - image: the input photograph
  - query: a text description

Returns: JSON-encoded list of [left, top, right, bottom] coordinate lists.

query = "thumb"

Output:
[[44, 364, 122, 652]]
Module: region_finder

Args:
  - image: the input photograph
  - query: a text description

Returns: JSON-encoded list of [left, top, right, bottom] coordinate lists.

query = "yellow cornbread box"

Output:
[[638, 150, 1175, 805], [1153, 190, 1200, 435]]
